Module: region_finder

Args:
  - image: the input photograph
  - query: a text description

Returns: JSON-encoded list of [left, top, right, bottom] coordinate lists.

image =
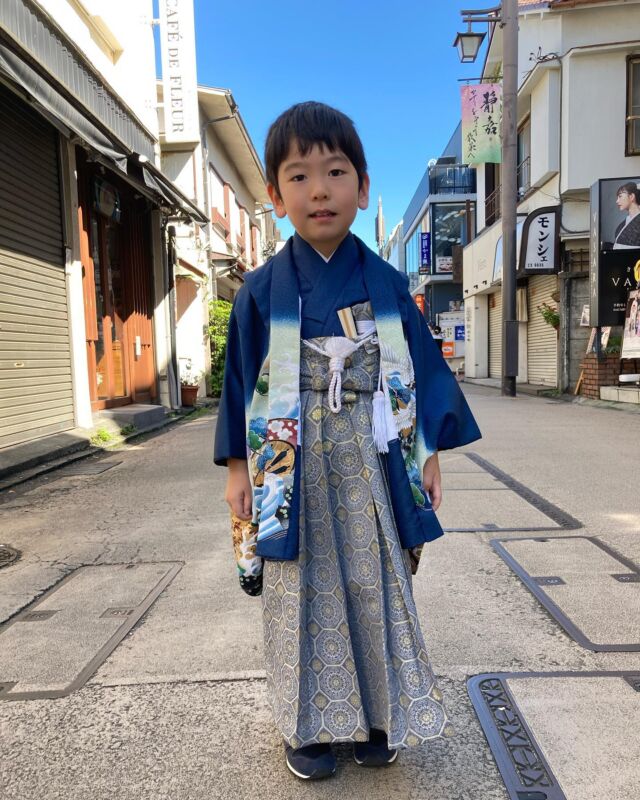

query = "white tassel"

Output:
[[372, 389, 390, 453]]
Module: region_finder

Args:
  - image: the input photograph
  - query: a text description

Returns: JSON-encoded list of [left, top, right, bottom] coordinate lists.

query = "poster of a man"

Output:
[[600, 177, 640, 249]]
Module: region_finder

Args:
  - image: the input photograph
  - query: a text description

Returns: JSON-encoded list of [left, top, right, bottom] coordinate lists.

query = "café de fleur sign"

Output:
[[159, 0, 200, 146]]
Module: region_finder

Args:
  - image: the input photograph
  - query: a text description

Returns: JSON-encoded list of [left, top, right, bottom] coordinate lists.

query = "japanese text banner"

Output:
[[461, 83, 502, 165]]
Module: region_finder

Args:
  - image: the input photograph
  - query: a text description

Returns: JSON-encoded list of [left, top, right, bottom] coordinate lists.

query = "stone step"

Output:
[[97, 404, 167, 429]]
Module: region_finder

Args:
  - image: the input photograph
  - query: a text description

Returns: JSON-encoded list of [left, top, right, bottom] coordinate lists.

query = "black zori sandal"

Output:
[[284, 743, 337, 780], [353, 729, 398, 767]]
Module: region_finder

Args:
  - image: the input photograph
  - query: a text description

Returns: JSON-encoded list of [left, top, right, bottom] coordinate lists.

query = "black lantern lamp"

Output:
[[453, 24, 486, 63]]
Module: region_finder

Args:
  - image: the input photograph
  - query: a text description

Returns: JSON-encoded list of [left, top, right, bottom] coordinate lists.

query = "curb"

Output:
[[463, 380, 640, 414], [0, 403, 218, 493]]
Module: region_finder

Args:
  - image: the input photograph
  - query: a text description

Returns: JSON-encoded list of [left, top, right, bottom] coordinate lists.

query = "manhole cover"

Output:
[[61, 460, 122, 476], [0, 545, 20, 569]]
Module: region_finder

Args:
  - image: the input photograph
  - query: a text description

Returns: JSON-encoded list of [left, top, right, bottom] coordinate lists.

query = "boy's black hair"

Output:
[[265, 101, 368, 194]]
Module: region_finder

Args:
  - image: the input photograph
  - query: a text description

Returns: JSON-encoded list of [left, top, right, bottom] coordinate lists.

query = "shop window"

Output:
[[627, 56, 640, 156]]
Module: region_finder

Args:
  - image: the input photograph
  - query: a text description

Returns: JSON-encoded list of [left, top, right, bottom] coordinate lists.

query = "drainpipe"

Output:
[[163, 221, 180, 407]]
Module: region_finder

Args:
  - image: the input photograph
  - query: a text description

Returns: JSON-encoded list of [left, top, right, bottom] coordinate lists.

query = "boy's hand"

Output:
[[422, 453, 442, 511], [225, 458, 253, 519]]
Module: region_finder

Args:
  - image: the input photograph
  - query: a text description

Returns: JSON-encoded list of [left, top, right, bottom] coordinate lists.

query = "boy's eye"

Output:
[[329, 169, 346, 177], [290, 174, 306, 182]]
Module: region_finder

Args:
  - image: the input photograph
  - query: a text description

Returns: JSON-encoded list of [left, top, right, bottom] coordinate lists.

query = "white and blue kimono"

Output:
[[215, 233, 481, 749]]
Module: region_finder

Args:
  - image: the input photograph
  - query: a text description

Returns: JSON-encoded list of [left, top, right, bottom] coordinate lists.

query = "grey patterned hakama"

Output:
[[261, 327, 452, 750]]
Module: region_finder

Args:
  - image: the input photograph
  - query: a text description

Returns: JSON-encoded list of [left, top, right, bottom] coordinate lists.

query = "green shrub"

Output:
[[209, 298, 232, 397], [90, 427, 113, 446]]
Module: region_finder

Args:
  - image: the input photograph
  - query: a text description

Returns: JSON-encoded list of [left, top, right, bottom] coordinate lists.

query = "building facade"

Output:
[[0, 0, 206, 451], [158, 84, 276, 399], [403, 126, 477, 319], [400, 124, 476, 374], [463, 0, 640, 391]]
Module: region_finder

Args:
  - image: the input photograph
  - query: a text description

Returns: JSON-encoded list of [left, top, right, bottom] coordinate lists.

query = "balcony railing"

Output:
[[428, 165, 476, 195], [517, 156, 531, 198], [485, 185, 501, 226]]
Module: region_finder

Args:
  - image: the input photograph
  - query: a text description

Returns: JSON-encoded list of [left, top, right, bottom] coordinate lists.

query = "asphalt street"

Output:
[[1, 385, 639, 800]]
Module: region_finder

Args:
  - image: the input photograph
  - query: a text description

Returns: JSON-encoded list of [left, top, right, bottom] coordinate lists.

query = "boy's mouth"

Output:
[[309, 210, 336, 218]]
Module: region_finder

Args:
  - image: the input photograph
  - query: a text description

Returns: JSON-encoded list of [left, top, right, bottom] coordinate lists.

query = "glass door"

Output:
[[88, 215, 129, 405]]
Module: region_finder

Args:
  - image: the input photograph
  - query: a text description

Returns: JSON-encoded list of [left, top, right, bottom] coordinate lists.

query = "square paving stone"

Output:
[[0, 563, 181, 699], [495, 537, 640, 650]]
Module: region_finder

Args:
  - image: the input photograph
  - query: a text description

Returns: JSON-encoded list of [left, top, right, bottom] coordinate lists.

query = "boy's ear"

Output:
[[267, 182, 287, 219], [358, 173, 371, 211]]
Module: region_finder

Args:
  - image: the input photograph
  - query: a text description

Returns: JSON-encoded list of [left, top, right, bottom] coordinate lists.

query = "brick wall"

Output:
[[579, 353, 640, 398]]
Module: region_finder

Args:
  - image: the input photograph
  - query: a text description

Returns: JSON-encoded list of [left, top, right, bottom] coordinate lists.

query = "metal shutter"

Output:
[[0, 85, 74, 448], [527, 275, 558, 387], [488, 290, 502, 379]]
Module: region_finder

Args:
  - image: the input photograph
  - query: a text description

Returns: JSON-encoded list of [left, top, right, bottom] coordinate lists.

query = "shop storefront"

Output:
[[488, 289, 502, 379], [77, 153, 157, 409], [0, 83, 74, 448], [527, 274, 558, 386]]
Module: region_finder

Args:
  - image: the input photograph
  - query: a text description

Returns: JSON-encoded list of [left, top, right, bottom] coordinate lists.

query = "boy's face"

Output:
[[268, 141, 370, 257]]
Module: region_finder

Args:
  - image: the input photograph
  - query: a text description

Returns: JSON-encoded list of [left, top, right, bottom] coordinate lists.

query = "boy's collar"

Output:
[[292, 232, 357, 266]]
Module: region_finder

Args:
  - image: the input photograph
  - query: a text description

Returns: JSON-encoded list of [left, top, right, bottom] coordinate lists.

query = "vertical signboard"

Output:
[[461, 83, 502, 165], [590, 178, 640, 326], [419, 232, 431, 274], [159, 0, 200, 145], [518, 206, 560, 274]]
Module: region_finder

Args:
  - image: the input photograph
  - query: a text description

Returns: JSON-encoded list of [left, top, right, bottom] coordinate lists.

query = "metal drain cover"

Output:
[[469, 672, 640, 800], [61, 460, 122, 476], [0, 544, 20, 569]]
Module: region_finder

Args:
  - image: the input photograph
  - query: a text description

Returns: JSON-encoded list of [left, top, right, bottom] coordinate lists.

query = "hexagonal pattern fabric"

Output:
[[261, 336, 452, 750]]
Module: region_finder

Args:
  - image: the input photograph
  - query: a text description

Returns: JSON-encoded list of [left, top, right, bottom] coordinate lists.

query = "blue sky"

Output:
[[184, 1, 490, 247]]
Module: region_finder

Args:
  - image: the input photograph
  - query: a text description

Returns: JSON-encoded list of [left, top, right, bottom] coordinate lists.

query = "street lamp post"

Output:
[[455, 2, 519, 397]]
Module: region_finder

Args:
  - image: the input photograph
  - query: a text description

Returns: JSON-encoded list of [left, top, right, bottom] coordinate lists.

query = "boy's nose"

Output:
[[310, 180, 329, 200]]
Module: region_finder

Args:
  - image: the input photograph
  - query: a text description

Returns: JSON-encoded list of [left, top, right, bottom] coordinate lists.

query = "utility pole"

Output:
[[501, 0, 519, 397], [455, 2, 520, 396]]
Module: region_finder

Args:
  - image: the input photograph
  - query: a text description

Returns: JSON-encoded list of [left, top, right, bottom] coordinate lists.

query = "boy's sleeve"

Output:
[[214, 290, 251, 467], [405, 296, 482, 452]]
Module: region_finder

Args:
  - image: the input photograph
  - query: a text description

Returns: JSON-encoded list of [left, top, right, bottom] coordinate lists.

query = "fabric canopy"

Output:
[[0, 43, 208, 225]]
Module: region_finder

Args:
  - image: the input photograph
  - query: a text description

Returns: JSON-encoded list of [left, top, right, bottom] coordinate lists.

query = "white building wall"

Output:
[[530, 69, 561, 189], [562, 47, 640, 194], [36, 0, 159, 138], [204, 126, 261, 228]]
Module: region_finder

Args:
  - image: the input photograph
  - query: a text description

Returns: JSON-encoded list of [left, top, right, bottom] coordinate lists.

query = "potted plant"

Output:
[[537, 301, 560, 332], [180, 363, 203, 407]]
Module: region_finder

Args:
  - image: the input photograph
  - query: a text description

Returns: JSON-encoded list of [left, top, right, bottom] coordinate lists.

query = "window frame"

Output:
[[626, 54, 640, 157]]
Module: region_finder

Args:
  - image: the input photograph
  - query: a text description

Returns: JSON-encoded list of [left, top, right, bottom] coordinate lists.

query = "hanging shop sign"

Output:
[[518, 206, 560, 275], [590, 177, 640, 326], [93, 178, 121, 221], [621, 289, 640, 359], [436, 255, 453, 274], [461, 83, 502, 165], [159, 0, 200, 145], [419, 232, 431, 274]]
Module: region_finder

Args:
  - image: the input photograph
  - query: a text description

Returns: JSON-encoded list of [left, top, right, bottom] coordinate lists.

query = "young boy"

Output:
[[215, 102, 480, 780]]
